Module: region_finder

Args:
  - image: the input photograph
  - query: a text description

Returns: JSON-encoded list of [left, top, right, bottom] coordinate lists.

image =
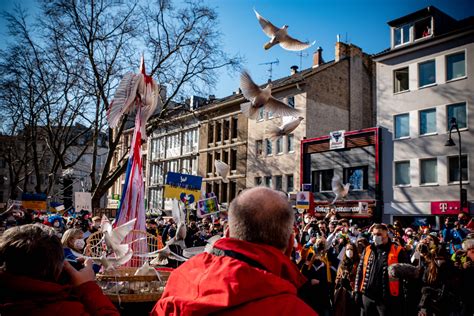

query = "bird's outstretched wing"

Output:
[[332, 175, 343, 194], [240, 71, 261, 102], [107, 72, 143, 128], [266, 97, 300, 117], [215, 160, 230, 183], [280, 36, 315, 51], [110, 218, 136, 245], [254, 9, 280, 38]]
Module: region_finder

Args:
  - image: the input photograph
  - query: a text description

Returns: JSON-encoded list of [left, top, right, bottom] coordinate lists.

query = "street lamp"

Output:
[[445, 117, 465, 210]]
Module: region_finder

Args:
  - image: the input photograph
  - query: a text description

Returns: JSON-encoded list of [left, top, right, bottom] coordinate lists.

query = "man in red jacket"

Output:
[[151, 187, 317, 316], [0, 224, 119, 316]]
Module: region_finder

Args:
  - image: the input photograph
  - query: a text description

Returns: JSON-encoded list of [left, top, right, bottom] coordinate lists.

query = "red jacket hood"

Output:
[[152, 238, 309, 315]]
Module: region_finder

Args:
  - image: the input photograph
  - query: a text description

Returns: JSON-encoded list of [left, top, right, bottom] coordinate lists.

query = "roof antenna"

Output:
[[295, 51, 309, 69], [259, 59, 279, 82]]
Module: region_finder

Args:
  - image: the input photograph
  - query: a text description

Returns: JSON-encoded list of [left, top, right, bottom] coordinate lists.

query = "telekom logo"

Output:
[[439, 203, 448, 213]]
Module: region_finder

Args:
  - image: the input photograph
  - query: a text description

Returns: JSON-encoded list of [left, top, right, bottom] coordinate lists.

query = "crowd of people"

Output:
[[1, 191, 473, 315]]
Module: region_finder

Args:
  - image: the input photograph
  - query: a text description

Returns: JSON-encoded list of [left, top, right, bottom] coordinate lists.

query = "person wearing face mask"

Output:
[[61, 228, 86, 263], [354, 224, 409, 316], [334, 243, 360, 316]]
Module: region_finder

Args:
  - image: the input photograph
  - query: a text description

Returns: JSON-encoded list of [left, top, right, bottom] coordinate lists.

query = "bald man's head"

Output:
[[228, 187, 294, 251]]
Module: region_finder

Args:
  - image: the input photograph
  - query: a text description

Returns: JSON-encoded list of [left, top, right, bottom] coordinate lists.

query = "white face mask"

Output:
[[304, 217, 310, 224], [53, 222, 60, 228], [346, 249, 354, 258], [373, 235, 383, 246], [74, 239, 85, 250]]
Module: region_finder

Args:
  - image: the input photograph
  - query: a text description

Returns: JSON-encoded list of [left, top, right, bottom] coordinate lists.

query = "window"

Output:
[[255, 177, 262, 186], [418, 60, 436, 87], [414, 18, 431, 40], [343, 166, 368, 190], [208, 123, 214, 143], [420, 158, 437, 184], [256, 140, 263, 156], [276, 137, 283, 154], [223, 150, 229, 165], [258, 108, 264, 121], [224, 120, 230, 140], [448, 155, 468, 183], [394, 113, 409, 139], [287, 174, 294, 192], [288, 96, 295, 108], [265, 139, 272, 155], [446, 52, 466, 81], [265, 176, 272, 188], [395, 161, 410, 186], [231, 117, 238, 138], [419, 108, 436, 135], [287, 134, 294, 152], [275, 176, 283, 191], [394, 24, 410, 46], [447, 103, 467, 129], [230, 181, 237, 200], [230, 149, 237, 171], [207, 153, 213, 173], [394, 67, 409, 93], [312, 169, 334, 192], [268, 111, 274, 119], [221, 182, 228, 203], [216, 121, 222, 142]]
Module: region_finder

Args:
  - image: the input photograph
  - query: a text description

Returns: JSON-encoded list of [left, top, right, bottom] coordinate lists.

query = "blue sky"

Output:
[[1, 0, 473, 98]]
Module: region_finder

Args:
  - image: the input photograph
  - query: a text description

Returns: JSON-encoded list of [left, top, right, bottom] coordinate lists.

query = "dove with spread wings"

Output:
[[268, 116, 304, 139], [107, 56, 162, 140], [240, 71, 299, 119], [254, 9, 315, 51], [214, 160, 230, 183], [331, 175, 351, 205]]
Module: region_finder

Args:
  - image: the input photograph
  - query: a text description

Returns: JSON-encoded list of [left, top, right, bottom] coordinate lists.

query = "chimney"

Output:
[[312, 47, 323, 68], [335, 41, 350, 62], [290, 65, 299, 75]]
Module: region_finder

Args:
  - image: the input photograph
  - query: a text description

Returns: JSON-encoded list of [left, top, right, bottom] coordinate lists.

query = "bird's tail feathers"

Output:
[[267, 125, 282, 139], [264, 42, 275, 50], [241, 103, 259, 119]]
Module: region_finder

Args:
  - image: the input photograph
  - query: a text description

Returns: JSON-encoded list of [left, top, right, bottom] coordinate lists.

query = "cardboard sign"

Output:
[[74, 192, 92, 213], [329, 130, 345, 150], [197, 193, 219, 218], [163, 172, 202, 203]]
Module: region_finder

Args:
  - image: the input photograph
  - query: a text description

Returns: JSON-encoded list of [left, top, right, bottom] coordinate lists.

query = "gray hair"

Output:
[[228, 187, 294, 250], [0, 224, 64, 281]]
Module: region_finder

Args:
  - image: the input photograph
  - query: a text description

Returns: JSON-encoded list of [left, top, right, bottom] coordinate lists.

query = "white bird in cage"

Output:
[[240, 70, 299, 120], [101, 216, 136, 258], [254, 9, 315, 51], [107, 55, 162, 140], [268, 116, 304, 139], [331, 175, 351, 205], [214, 160, 230, 183]]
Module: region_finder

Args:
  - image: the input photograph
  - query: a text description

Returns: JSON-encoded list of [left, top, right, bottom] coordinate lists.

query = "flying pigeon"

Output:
[[240, 71, 299, 119], [148, 244, 189, 266], [331, 175, 350, 205], [214, 160, 230, 183], [268, 116, 304, 139], [254, 9, 315, 51], [107, 55, 162, 140], [101, 216, 136, 258]]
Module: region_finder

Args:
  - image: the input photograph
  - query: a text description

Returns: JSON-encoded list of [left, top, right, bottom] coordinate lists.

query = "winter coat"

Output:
[[0, 272, 119, 316], [151, 238, 317, 316]]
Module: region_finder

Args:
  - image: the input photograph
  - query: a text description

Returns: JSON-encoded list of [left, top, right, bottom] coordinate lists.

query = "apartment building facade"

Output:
[[247, 41, 375, 203], [375, 6, 474, 225]]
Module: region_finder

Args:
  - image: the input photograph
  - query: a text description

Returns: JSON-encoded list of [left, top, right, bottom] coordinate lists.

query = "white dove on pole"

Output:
[[331, 175, 351, 205], [268, 116, 304, 139], [240, 70, 299, 119], [214, 160, 230, 183], [107, 55, 162, 140], [254, 9, 315, 51]]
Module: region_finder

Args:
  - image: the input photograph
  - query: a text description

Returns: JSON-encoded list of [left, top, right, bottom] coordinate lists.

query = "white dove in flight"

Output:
[[268, 116, 304, 139], [240, 71, 299, 119], [331, 175, 351, 205], [107, 55, 162, 140], [101, 216, 136, 258], [254, 9, 315, 51], [214, 160, 230, 183]]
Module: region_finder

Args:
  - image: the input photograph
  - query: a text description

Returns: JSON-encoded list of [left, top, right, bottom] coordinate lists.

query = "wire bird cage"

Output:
[[86, 230, 169, 303]]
